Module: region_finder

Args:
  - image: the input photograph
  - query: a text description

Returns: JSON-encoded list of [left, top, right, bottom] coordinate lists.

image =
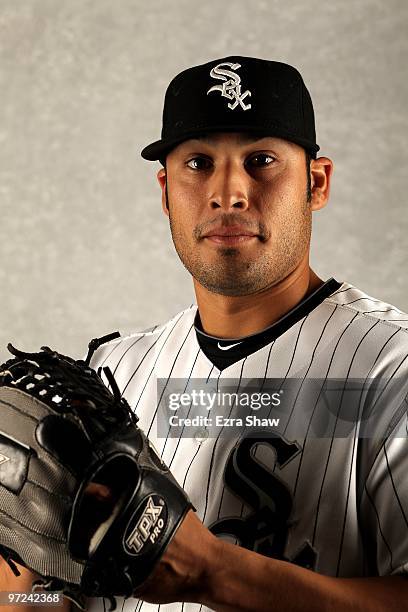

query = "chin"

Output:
[[199, 278, 266, 297]]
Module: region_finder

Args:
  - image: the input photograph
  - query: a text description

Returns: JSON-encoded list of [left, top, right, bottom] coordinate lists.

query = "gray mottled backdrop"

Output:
[[0, 0, 407, 360]]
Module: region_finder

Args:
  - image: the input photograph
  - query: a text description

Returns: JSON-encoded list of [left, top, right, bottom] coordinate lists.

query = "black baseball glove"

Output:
[[0, 333, 193, 610]]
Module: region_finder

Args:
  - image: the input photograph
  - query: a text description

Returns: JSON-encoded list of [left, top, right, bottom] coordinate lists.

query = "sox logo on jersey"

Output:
[[209, 434, 317, 570]]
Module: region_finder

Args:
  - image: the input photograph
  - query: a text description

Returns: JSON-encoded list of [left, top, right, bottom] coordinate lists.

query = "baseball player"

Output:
[[3, 56, 408, 611]]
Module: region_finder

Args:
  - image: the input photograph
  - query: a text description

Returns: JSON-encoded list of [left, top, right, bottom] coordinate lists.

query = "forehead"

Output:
[[169, 132, 302, 155]]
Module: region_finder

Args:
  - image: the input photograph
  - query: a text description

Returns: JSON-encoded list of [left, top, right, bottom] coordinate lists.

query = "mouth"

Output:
[[202, 225, 259, 246]]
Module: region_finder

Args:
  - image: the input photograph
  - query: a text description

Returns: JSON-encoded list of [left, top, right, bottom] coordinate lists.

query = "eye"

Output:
[[246, 153, 276, 168], [186, 156, 212, 170]]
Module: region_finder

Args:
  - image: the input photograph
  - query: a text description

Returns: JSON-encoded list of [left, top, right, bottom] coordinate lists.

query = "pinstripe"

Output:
[[206, 364, 215, 382], [113, 335, 146, 375], [329, 286, 354, 297], [358, 328, 400, 389], [259, 340, 276, 391], [362, 308, 407, 315], [201, 360, 246, 523], [311, 319, 378, 545], [363, 482, 394, 573], [98, 339, 124, 368], [358, 351, 408, 460], [281, 316, 309, 382], [344, 297, 382, 305], [122, 313, 185, 413], [222, 340, 278, 521], [344, 298, 405, 310], [383, 444, 408, 528], [182, 441, 204, 490], [147, 324, 195, 438], [281, 305, 338, 440], [121, 327, 167, 397], [166, 353, 211, 472], [335, 383, 366, 576], [292, 308, 357, 496], [161, 347, 201, 463]]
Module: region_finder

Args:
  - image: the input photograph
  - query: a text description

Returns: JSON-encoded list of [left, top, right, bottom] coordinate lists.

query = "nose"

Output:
[[208, 162, 249, 211]]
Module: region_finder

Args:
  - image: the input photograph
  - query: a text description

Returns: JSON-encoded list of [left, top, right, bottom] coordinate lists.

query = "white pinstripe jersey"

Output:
[[86, 281, 408, 612]]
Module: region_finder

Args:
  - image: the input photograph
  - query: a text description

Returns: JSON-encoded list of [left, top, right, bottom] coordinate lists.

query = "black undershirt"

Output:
[[194, 277, 342, 371]]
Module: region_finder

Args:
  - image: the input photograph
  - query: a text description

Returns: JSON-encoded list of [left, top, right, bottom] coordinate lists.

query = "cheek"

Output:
[[167, 195, 197, 240], [168, 179, 195, 207], [167, 184, 205, 227], [258, 173, 308, 215], [273, 170, 306, 201], [256, 181, 311, 248], [169, 174, 204, 198]]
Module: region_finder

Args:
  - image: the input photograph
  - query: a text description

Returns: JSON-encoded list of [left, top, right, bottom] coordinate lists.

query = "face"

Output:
[[158, 133, 326, 297]]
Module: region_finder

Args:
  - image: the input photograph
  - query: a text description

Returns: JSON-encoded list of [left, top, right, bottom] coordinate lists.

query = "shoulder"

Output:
[[299, 281, 408, 380], [325, 281, 408, 334], [88, 304, 198, 370]]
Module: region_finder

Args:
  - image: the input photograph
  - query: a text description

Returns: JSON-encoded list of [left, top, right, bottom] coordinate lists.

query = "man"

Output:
[[3, 56, 408, 611], [83, 56, 408, 611]]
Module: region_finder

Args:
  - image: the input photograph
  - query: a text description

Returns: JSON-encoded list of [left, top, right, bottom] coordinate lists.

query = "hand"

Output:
[[81, 484, 218, 606]]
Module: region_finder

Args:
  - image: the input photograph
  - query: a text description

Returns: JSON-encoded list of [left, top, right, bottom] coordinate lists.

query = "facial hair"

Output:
[[165, 189, 312, 297]]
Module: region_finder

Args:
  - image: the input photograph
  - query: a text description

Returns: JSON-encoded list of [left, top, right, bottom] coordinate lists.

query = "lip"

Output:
[[202, 225, 259, 246], [203, 225, 258, 237]]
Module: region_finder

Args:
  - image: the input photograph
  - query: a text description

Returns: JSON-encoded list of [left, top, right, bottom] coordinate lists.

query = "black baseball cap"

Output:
[[141, 55, 320, 162]]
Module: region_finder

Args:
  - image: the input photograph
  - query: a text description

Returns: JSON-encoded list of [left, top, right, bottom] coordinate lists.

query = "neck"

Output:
[[194, 258, 324, 339]]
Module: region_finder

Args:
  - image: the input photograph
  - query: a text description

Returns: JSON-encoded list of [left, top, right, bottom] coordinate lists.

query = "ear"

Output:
[[157, 168, 169, 216], [309, 157, 334, 211]]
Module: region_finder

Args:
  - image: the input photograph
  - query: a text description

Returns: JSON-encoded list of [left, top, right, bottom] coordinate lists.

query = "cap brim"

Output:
[[141, 126, 320, 161]]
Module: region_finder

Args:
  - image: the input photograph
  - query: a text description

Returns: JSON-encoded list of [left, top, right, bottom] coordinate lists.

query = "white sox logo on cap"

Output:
[[207, 62, 252, 111]]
